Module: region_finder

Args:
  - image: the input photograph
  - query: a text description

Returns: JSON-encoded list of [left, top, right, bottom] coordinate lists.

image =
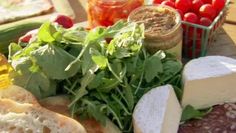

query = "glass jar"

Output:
[[128, 5, 183, 59], [0, 53, 12, 89], [87, 0, 144, 28]]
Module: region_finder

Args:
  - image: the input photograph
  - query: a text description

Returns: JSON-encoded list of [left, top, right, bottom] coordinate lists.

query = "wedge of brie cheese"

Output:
[[182, 56, 236, 109], [133, 85, 182, 133]]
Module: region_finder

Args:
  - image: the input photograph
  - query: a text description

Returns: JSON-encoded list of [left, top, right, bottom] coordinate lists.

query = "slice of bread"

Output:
[[40, 95, 122, 133], [0, 85, 39, 105], [0, 99, 87, 133]]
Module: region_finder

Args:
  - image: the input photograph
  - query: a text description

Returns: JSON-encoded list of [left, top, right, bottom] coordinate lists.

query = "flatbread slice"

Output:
[[0, 99, 87, 133], [0, 0, 53, 24]]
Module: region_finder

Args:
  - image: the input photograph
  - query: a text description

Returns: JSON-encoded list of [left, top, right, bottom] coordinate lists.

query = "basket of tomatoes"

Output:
[[153, 0, 230, 59]]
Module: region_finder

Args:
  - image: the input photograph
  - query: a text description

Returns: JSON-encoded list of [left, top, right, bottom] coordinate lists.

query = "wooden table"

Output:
[[69, 0, 236, 59]]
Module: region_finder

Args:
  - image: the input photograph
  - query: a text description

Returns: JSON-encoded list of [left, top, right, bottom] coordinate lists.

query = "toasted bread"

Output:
[[0, 99, 87, 133], [40, 95, 122, 133], [0, 85, 39, 105]]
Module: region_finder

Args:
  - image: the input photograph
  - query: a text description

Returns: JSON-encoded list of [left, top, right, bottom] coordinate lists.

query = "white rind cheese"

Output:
[[182, 56, 236, 109], [133, 85, 182, 133]]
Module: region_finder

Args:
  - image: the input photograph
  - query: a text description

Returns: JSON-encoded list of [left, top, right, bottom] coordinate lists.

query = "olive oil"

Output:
[[0, 53, 12, 89]]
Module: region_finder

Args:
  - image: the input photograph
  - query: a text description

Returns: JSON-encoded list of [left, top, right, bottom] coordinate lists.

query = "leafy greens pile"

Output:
[[9, 21, 182, 132]]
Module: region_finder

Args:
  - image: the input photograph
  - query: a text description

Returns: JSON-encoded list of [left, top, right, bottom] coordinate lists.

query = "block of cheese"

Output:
[[133, 85, 182, 133], [182, 56, 236, 109]]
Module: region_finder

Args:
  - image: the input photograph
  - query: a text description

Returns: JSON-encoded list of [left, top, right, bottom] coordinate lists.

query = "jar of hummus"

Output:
[[128, 5, 183, 59]]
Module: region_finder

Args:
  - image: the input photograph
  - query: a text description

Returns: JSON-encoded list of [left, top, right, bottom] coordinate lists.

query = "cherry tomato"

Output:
[[184, 12, 199, 24], [161, 1, 175, 8], [212, 0, 226, 12], [153, 0, 164, 4], [52, 15, 74, 28], [199, 4, 216, 20], [185, 39, 202, 58], [192, 0, 204, 13], [18, 29, 39, 43], [199, 17, 212, 26], [176, 9, 184, 19], [202, 0, 212, 3], [19, 34, 32, 43], [175, 0, 192, 13], [169, 0, 176, 2]]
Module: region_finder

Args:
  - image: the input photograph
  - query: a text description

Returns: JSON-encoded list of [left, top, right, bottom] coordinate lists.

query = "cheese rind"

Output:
[[182, 56, 236, 109], [133, 85, 182, 133]]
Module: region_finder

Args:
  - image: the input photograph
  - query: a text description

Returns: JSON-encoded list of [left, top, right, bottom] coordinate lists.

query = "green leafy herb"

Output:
[[181, 105, 212, 122], [9, 20, 183, 132]]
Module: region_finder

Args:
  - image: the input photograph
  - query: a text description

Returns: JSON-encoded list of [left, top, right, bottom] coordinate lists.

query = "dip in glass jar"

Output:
[[128, 5, 183, 59], [88, 0, 144, 28]]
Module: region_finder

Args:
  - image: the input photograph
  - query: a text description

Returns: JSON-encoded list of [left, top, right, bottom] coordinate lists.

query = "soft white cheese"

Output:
[[133, 85, 182, 133], [182, 56, 236, 109]]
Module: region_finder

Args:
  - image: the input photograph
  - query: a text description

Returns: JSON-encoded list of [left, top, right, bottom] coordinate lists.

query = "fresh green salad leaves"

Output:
[[9, 21, 183, 132], [181, 105, 212, 122]]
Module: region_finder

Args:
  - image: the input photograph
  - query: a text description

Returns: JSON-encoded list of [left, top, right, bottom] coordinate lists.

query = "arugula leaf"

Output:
[[11, 57, 56, 98], [92, 55, 108, 69], [181, 105, 212, 122], [38, 22, 57, 43], [144, 52, 163, 82], [8, 43, 22, 59], [82, 99, 107, 125], [162, 59, 182, 82], [31, 44, 80, 79]]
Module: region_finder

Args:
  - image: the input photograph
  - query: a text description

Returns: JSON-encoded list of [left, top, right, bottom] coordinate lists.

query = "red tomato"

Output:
[[19, 34, 32, 43], [184, 12, 199, 24], [18, 29, 39, 43], [176, 9, 184, 19], [175, 0, 192, 13], [185, 39, 202, 58], [192, 0, 204, 13], [212, 0, 226, 12], [199, 17, 212, 26], [52, 15, 74, 28], [202, 0, 212, 3], [169, 0, 176, 2], [199, 4, 216, 20], [153, 0, 164, 4], [161, 1, 175, 8]]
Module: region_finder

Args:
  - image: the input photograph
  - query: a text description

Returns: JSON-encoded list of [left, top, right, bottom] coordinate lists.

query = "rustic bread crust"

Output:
[[0, 85, 39, 105], [0, 99, 87, 133], [40, 95, 122, 133]]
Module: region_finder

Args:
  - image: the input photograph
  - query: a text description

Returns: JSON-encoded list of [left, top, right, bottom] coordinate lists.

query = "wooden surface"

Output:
[[70, 0, 236, 59]]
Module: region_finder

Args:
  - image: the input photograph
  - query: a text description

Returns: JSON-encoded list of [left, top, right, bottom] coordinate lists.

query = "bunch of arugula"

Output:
[[8, 21, 182, 132]]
